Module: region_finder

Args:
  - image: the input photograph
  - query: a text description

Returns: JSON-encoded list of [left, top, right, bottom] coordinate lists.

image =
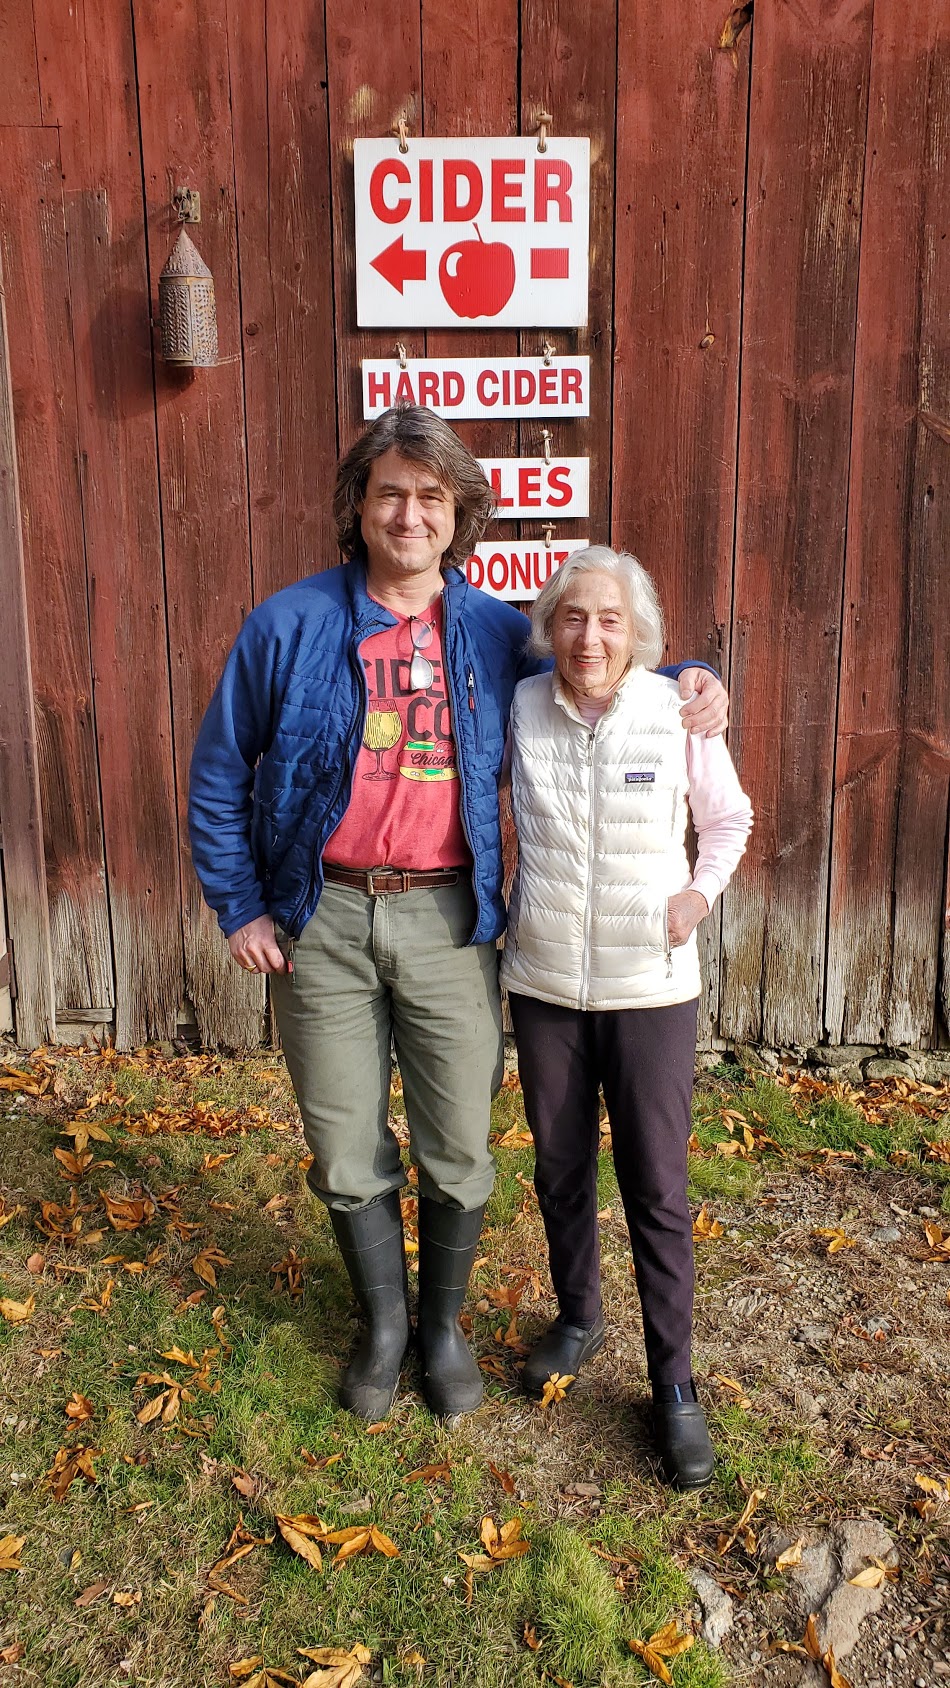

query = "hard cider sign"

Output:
[[354, 138, 590, 328]]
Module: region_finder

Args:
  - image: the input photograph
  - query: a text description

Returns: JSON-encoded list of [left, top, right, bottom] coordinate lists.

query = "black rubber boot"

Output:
[[328, 1191, 410, 1422], [652, 1392, 715, 1490], [415, 1197, 485, 1418], [520, 1311, 606, 1400]]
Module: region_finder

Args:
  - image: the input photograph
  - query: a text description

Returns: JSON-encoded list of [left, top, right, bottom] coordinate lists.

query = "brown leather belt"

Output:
[[322, 862, 462, 896]]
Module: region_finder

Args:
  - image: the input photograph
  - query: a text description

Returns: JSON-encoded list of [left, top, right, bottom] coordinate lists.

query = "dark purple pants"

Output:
[[508, 991, 698, 1384]]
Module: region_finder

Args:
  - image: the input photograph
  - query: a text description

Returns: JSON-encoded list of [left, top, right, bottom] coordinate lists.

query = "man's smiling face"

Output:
[[358, 448, 456, 587]]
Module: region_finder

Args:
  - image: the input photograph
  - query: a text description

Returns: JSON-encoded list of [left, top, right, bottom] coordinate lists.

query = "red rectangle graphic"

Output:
[[530, 247, 569, 279]]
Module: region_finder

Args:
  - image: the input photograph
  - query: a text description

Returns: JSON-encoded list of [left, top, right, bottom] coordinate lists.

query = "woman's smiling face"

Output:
[[550, 569, 635, 700]]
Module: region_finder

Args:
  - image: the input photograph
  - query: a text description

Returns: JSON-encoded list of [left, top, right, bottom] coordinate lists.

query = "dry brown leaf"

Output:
[[646, 1622, 694, 1660], [112, 1588, 141, 1608], [270, 1245, 306, 1298], [54, 1147, 94, 1181], [914, 1472, 950, 1502], [173, 1289, 207, 1314], [627, 1638, 672, 1685], [813, 1227, 857, 1255], [100, 1189, 155, 1232], [693, 1204, 724, 1240], [489, 1461, 516, 1494], [192, 1245, 232, 1288], [523, 1622, 542, 1651], [718, 1487, 766, 1554], [803, 1614, 822, 1662], [0, 1642, 24, 1663], [199, 1151, 236, 1172], [0, 1535, 25, 1572], [405, 1463, 451, 1485], [74, 1579, 110, 1608], [0, 1203, 24, 1232], [231, 1468, 259, 1500], [713, 1372, 752, 1410], [229, 1660, 264, 1681], [300, 1448, 343, 1470], [65, 1392, 95, 1423], [775, 1537, 805, 1571], [539, 1372, 575, 1409], [0, 1294, 35, 1325], [275, 1514, 325, 1571], [46, 1444, 99, 1501], [79, 1278, 115, 1315], [297, 1641, 371, 1688], [824, 1645, 853, 1688]]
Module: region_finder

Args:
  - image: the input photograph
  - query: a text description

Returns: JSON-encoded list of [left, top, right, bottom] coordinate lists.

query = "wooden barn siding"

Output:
[[0, 0, 947, 1052]]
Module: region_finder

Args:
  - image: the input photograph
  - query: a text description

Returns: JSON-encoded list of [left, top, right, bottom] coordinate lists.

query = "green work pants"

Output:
[[270, 880, 504, 1212]]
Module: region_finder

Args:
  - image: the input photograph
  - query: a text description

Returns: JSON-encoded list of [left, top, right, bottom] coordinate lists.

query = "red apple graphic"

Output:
[[439, 224, 516, 318]]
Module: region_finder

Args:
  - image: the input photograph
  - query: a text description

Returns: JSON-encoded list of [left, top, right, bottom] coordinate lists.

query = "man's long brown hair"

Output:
[[333, 406, 495, 567]]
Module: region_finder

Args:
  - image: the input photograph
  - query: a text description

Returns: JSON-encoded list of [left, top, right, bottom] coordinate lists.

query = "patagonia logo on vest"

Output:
[[625, 770, 655, 784]]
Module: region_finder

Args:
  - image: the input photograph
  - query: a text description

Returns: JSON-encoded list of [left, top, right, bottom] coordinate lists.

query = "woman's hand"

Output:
[[667, 889, 709, 948], [227, 914, 289, 974]]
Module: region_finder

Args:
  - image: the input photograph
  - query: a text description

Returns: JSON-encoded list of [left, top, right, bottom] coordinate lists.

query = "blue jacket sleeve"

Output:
[[658, 661, 719, 680], [188, 611, 288, 939]]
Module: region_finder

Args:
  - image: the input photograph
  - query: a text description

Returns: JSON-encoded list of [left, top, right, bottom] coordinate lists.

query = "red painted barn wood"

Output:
[[327, 0, 422, 455], [612, 0, 749, 1045], [0, 248, 56, 1047], [227, 0, 339, 599], [0, 130, 113, 1015], [720, 0, 874, 1048], [827, 0, 950, 1048], [133, 0, 263, 1047], [0, 0, 40, 122], [34, 0, 184, 1047]]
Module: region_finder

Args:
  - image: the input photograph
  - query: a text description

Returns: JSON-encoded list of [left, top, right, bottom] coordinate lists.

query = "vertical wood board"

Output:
[[720, 0, 873, 1047], [133, 0, 264, 1047], [0, 127, 113, 1012], [827, 3, 950, 1047], [0, 0, 41, 122], [35, 0, 185, 1046], [227, 0, 339, 601]]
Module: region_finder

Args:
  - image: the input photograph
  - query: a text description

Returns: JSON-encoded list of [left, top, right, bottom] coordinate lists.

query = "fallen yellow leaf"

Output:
[[0, 1294, 35, 1325], [775, 1537, 805, 1571], [0, 1536, 25, 1572]]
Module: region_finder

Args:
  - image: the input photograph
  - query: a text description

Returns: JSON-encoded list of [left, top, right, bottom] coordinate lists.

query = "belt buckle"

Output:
[[366, 864, 394, 896]]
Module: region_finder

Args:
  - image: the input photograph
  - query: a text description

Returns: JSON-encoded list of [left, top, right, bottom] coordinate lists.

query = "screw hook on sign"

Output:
[[536, 110, 554, 154], [543, 524, 554, 548], [394, 118, 410, 155], [540, 429, 553, 465], [395, 342, 408, 369], [541, 340, 556, 367]]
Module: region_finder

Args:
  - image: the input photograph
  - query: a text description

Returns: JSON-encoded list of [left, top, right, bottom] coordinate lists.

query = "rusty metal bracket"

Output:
[[173, 187, 201, 224]]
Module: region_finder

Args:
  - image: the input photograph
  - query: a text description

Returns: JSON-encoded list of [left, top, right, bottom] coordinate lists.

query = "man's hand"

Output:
[[667, 889, 709, 949], [228, 914, 288, 974], [678, 668, 729, 737]]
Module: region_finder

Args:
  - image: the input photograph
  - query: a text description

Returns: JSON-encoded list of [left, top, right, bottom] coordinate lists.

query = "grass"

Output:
[[0, 1046, 947, 1685]]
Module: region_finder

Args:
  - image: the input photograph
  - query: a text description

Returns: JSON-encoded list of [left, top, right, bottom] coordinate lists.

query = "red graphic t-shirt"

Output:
[[324, 600, 471, 870]]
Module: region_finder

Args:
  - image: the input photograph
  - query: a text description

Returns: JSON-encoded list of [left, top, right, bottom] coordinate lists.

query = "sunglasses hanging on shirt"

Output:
[[409, 616, 435, 690]]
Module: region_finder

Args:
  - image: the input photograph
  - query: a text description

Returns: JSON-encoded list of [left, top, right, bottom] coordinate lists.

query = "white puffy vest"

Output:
[[500, 667, 701, 1011]]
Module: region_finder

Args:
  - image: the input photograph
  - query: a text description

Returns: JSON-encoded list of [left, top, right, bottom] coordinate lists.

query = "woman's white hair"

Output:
[[527, 545, 665, 670]]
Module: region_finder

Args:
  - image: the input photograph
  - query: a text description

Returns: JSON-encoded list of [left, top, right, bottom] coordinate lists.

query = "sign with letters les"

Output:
[[354, 138, 590, 328], [478, 458, 588, 519]]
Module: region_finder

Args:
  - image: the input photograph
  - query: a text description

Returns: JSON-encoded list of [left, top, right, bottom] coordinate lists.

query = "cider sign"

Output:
[[354, 138, 590, 328]]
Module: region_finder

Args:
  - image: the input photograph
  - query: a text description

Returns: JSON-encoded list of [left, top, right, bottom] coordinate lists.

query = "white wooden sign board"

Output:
[[362, 356, 590, 418], [466, 539, 589, 602], [354, 138, 590, 328], [478, 457, 588, 519]]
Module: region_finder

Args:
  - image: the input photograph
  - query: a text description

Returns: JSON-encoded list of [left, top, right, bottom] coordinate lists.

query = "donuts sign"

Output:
[[354, 138, 590, 328]]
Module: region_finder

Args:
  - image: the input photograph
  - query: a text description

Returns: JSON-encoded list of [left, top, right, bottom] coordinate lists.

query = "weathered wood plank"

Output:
[[522, 0, 617, 545], [0, 247, 56, 1047], [827, 2, 950, 1048], [326, 0, 422, 454], [0, 127, 113, 1013], [422, 0, 519, 477], [0, 0, 41, 123], [612, 0, 750, 1044], [35, 0, 184, 1047], [132, 0, 264, 1048], [227, 0, 339, 598], [720, 0, 874, 1048]]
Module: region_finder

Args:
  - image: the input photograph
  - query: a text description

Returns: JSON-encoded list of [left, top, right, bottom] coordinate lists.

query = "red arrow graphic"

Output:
[[370, 237, 428, 293]]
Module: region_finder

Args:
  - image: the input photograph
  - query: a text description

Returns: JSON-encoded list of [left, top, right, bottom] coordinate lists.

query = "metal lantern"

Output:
[[159, 227, 218, 367]]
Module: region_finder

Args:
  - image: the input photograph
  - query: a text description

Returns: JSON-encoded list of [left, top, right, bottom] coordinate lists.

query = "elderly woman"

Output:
[[501, 546, 752, 1488]]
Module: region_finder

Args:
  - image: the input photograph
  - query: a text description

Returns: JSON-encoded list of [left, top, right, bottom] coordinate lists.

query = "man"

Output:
[[188, 405, 728, 1423]]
